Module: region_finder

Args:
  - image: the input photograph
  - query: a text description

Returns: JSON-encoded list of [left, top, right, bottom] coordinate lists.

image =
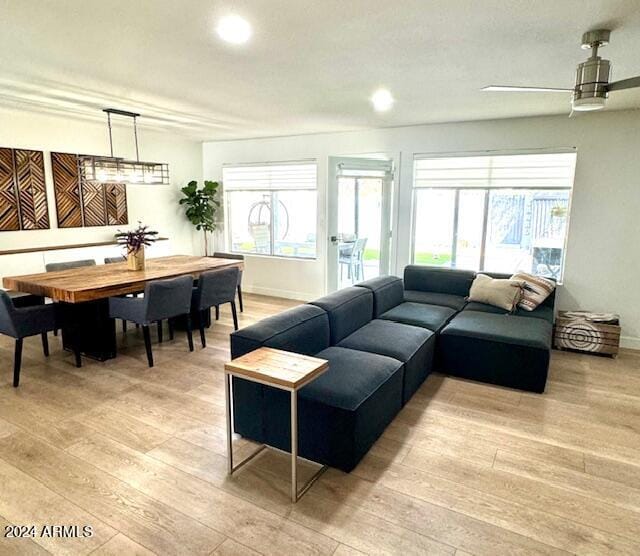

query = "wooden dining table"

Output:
[[3, 255, 244, 362]]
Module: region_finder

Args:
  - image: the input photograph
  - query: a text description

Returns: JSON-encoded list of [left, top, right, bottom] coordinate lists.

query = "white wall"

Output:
[[0, 108, 202, 279], [203, 110, 640, 349]]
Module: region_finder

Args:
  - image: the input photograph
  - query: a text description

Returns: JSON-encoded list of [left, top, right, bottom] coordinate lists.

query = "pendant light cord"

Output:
[[133, 115, 140, 162], [107, 111, 114, 157]]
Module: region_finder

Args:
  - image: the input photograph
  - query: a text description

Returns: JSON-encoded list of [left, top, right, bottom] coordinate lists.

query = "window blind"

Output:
[[414, 152, 577, 189], [222, 161, 317, 191], [336, 159, 393, 178]]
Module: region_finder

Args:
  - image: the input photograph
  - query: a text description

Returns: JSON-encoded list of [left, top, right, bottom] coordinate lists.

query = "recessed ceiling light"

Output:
[[216, 15, 252, 45], [371, 89, 394, 112]]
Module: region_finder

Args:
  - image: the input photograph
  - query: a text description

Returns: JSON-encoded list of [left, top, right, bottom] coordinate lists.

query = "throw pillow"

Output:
[[511, 272, 555, 311], [468, 274, 524, 312]]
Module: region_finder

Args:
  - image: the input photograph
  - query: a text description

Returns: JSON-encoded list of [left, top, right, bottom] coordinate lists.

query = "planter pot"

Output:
[[127, 247, 145, 271]]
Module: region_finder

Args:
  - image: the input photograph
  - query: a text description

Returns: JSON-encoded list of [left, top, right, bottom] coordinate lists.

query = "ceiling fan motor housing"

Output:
[[573, 30, 612, 110], [574, 57, 610, 100]]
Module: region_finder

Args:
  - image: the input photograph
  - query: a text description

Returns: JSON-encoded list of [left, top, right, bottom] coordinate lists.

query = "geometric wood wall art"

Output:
[[0, 147, 50, 231], [14, 149, 49, 230], [51, 151, 128, 228], [80, 180, 108, 227], [0, 148, 20, 231], [51, 151, 83, 228], [105, 183, 128, 225]]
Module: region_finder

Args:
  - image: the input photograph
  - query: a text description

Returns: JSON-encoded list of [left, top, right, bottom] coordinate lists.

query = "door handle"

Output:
[[330, 236, 339, 244]]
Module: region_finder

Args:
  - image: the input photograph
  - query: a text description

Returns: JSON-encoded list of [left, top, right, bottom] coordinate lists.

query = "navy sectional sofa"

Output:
[[230, 265, 555, 472]]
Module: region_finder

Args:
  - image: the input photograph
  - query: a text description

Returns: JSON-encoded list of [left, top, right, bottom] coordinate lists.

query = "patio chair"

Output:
[[339, 237, 367, 282]]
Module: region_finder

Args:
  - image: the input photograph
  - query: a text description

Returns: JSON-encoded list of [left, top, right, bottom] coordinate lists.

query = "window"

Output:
[[412, 152, 576, 279], [223, 161, 317, 258]]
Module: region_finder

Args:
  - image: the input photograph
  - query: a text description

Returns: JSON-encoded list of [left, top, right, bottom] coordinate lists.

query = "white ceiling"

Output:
[[1, 0, 640, 140]]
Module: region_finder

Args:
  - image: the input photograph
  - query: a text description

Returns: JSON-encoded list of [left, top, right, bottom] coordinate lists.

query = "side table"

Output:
[[224, 346, 329, 502]]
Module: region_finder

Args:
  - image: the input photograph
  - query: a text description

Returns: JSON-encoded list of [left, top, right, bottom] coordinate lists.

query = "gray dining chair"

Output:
[[0, 291, 57, 387], [212, 252, 244, 314], [45, 259, 96, 272], [191, 267, 239, 348], [104, 255, 135, 333], [46, 259, 96, 336], [108, 275, 194, 367]]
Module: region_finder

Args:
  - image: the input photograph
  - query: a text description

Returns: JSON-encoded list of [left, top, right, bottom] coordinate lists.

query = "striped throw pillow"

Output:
[[511, 272, 555, 311]]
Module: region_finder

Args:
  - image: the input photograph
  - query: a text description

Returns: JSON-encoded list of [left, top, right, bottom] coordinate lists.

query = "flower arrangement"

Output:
[[115, 222, 158, 270]]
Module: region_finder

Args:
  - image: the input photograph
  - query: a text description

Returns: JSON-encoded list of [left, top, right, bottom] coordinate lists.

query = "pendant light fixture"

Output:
[[79, 109, 170, 185]]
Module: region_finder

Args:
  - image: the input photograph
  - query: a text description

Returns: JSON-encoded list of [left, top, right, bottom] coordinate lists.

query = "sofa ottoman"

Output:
[[438, 310, 553, 393]]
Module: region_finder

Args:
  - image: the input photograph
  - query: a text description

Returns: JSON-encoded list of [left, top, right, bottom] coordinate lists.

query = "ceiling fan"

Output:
[[483, 29, 640, 112]]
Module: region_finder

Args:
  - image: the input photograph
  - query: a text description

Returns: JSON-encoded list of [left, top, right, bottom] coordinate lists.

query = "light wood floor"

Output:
[[0, 294, 639, 555]]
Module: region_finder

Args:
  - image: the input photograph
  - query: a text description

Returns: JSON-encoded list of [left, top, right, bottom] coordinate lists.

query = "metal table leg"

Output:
[[226, 373, 266, 474], [291, 389, 298, 502], [226, 372, 327, 501]]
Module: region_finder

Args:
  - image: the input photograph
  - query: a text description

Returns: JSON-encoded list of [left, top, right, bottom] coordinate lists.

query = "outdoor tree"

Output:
[[179, 180, 221, 256]]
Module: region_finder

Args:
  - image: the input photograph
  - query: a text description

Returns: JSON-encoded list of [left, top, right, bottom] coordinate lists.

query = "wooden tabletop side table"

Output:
[[224, 347, 329, 502]]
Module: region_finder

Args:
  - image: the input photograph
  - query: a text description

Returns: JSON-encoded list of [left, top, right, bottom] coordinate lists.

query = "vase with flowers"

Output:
[[115, 222, 159, 271]]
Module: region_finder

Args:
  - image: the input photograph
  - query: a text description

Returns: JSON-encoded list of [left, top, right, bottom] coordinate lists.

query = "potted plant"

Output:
[[115, 222, 159, 271], [179, 180, 221, 256]]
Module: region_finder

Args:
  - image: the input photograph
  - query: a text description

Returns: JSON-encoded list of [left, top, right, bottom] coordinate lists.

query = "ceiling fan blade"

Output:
[[607, 76, 640, 92], [482, 85, 573, 92]]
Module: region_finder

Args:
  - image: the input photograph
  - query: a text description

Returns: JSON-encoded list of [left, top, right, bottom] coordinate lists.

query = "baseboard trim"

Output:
[[243, 285, 318, 302], [620, 336, 640, 351]]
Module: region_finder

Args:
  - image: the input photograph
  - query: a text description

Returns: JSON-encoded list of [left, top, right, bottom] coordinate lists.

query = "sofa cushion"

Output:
[[355, 276, 404, 317], [379, 302, 456, 332], [233, 346, 404, 472], [484, 272, 556, 310], [404, 265, 475, 297], [463, 301, 554, 323], [511, 272, 556, 311], [230, 304, 329, 358], [338, 319, 436, 402], [468, 273, 524, 312], [438, 311, 552, 393], [403, 290, 467, 310], [310, 287, 373, 344], [441, 310, 552, 350], [302, 347, 402, 410]]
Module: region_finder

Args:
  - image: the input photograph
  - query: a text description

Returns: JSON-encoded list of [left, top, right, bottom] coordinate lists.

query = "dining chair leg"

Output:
[[74, 349, 82, 368], [168, 318, 174, 341], [157, 320, 163, 343], [237, 285, 244, 313], [13, 338, 23, 388], [185, 314, 194, 352], [41, 332, 49, 357], [215, 305, 220, 320], [231, 301, 239, 331], [122, 320, 127, 334], [199, 310, 207, 348], [142, 325, 154, 367], [54, 328, 58, 337]]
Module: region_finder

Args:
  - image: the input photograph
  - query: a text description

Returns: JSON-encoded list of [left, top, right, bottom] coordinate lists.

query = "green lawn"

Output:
[[363, 248, 380, 261], [414, 252, 451, 266]]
